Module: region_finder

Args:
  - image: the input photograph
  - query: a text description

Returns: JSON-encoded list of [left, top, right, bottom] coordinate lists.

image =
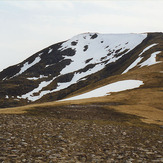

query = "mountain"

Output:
[[0, 32, 163, 108]]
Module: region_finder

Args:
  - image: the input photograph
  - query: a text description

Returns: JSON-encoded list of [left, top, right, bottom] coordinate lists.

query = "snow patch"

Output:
[[18, 77, 56, 101], [59, 33, 147, 76], [138, 43, 158, 56], [27, 75, 48, 80], [19, 64, 105, 102], [27, 77, 40, 80], [122, 57, 143, 74], [48, 48, 53, 54], [2, 77, 7, 81], [140, 51, 161, 67], [13, 53, 42, 77], [60, 80, 144, 101], [54, 64, 105, 92], [45, 63, 56, 68], [122, 43, 158, 74]]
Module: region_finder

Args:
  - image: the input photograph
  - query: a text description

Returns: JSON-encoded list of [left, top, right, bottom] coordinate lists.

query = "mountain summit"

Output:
[[0, 32, 162, 108]]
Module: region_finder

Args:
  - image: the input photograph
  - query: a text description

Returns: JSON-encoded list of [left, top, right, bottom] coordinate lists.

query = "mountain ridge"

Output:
[[0, 32, 162, 108]]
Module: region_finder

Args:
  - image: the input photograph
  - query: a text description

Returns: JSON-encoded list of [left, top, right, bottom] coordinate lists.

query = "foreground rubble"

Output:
[[0, 105, 162, 162]]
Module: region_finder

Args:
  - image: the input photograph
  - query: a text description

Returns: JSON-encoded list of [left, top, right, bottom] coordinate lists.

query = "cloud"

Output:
[[5, 1, 74, 12]]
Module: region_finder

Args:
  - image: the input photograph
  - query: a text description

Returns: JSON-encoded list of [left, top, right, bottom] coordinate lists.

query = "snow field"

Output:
[[60, 80, 144, 101], [59, 33, 147, 75], [122, 43, 160, 74], [17, 33, 147, 101]]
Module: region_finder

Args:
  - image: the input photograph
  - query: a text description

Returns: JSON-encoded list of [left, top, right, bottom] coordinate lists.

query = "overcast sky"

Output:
[[0, 0, 162, 71]]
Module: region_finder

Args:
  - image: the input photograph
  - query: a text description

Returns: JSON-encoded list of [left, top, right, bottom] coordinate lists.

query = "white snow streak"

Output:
[[54, 64, 105, 92], [138, 43, 158, 56], [18, 77, 56, 101], [13, 53, 42, 77], [27, 75, 48, 80], [60, 80, 144, 101], [2, 77, 7, 81], [45, 64, 55, 68], [122, 43, 158, 74], [21, 64, 105, 101], [19, 57, 41, 75], [122, 57, 143, 74], [140, 51, 162, 67], [48, 48, 53, 54]]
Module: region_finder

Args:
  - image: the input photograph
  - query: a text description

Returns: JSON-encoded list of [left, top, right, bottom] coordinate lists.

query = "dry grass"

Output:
[[0, 62, 163, 125], [111, 105, 163, 125]]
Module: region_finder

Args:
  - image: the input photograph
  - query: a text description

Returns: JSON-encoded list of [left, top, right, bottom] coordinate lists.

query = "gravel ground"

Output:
[[0, 106, 163, 163]]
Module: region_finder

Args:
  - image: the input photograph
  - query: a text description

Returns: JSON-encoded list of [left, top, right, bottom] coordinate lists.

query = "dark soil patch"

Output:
[[26, 104, 141, 123]]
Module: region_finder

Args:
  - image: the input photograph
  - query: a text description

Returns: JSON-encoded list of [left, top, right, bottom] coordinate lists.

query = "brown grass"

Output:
[[0, 62, 163, 125]]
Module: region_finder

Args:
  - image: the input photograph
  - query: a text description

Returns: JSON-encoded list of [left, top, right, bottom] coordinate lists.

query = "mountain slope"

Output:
[[0, 32, 162, 108]]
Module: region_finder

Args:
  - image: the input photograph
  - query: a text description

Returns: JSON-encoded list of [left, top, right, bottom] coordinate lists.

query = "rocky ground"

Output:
[[0, 105, 163, 162]]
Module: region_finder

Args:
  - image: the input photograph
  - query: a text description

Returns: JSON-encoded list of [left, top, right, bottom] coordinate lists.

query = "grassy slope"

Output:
[[0, 33, 162, 126], [64, 63, 163, 125], [0, 61, 163, 125]]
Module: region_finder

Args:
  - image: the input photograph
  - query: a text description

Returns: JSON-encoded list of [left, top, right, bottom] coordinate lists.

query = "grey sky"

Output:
[[0, 0, 162, 71]]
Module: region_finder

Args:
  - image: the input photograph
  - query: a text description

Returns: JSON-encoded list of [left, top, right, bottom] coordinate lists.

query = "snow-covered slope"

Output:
[[122, 43, 161, 74], [60, 80, 144, 101], [59, 33, 147, 75], [0, 32, 162, 108], [16, 33, 147, 101]]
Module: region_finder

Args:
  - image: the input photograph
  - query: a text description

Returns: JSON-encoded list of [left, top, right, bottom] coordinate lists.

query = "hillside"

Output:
[[0, 32, 163, 162], [0, 32, 162, 108]]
